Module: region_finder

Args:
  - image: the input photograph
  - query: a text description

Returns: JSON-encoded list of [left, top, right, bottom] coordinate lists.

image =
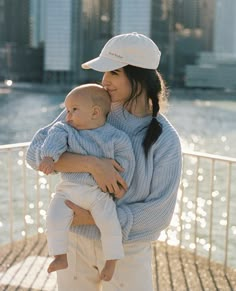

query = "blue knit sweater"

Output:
[[39, 121, 135, 187], [27, 102, 182, 243]]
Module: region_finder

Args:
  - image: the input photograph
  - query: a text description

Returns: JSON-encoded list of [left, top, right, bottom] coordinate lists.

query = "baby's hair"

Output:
[[69, 83, 111, 117]]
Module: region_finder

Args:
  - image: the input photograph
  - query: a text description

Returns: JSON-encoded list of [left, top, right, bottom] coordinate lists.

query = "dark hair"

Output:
[[123, 65, 168, 157]]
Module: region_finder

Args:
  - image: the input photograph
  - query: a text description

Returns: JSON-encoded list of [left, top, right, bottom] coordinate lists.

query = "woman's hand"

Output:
[[65, 200, 95, 226], [54, 153, 128, 198], [90, 158, 128, 198]]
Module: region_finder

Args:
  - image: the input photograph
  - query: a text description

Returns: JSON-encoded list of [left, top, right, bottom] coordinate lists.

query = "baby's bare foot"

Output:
[[48, 254, 68, 273], [100, 260, 117, 281]]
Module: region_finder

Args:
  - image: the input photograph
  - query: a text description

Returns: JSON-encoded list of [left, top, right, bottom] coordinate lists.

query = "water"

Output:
[[0, 87, 236, 267], [1, 87, 235, 157], [0, 88, 66, 145], [167, 89, 236, 158]]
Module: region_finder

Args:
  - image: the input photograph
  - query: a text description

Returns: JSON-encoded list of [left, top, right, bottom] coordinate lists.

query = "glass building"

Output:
[[43, 0, 113, 84], [0, 0, 217, 86], [185, 0, 236, 89], [0, 0, 30, 46], [0, 0, 43, 82]]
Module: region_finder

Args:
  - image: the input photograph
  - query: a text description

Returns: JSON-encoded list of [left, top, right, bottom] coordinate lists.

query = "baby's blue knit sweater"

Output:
[[27, 103, 182, 243], [39, 121, 135, 188]]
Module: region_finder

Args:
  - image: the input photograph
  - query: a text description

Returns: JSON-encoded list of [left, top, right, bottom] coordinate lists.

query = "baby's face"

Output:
[[65, 93, 94, 130]]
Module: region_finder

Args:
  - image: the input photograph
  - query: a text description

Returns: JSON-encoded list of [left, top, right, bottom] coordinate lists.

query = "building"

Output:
[[79, 0, 169, 83], [43, 0, 113, 84], [113, 0, 152, 35], [0, 0, 30, 46], [0, 0, 219, 86], [170, 0, 215, 85], [0, 0, 43, 82], [214, 0, 236, 55], [30, 0, 46, 48], [43, 0, 73, 83], [185, 0, 236, 89]]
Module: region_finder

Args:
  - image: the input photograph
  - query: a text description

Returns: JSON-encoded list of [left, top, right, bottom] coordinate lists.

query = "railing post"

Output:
[[208, 159, 215, 266], [194, 157, 200, 261], [224, 162, 232, 272], [36, 171, 40, 238], [178, 157, 185, 253], [7, 150, 13, 247], [23, 148, 28, 241]]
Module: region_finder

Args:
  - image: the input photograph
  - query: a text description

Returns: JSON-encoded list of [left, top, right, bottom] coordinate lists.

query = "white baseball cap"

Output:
[[81, 32, 161, 72]]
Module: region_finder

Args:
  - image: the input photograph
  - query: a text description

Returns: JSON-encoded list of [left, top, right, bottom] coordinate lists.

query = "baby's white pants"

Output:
[[46, 181, 124, 260]]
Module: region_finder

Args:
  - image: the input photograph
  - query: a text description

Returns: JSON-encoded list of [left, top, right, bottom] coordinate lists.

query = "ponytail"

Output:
[[143, 118, 162, 157], [123, 66, 168, 157], [142, 70, 166, 157]]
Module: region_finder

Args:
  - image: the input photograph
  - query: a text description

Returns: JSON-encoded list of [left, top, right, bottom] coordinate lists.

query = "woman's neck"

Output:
[[124, 95, 152, 117]]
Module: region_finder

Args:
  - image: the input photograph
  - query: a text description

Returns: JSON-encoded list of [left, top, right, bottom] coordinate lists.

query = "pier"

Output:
[[0, 143, 236, 290]]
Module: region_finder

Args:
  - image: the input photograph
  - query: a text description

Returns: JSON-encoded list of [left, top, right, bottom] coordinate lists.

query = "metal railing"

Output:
[[0, 142, 58, 246], [161, 150, 236, 271], [0, 143, 235, 271]]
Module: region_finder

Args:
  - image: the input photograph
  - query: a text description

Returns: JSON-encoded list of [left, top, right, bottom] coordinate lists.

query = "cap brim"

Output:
[[81, 56, 127, 72]]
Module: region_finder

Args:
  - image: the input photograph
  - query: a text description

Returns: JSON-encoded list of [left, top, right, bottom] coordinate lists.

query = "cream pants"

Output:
[[46, 181, 124, 260], [57, 232, 154, 291]]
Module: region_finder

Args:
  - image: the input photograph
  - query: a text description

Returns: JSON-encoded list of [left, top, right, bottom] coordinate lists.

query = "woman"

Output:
[[27, 32, 182, 290]]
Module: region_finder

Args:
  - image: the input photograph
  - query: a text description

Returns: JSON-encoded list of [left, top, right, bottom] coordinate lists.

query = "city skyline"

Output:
[[1, 0, 235, 89]]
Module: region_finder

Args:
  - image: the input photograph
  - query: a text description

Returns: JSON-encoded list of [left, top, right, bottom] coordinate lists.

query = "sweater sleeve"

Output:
[[40, 122, 70, 162], [117, 137, 182, 242], [113, 133, 135, 188], [26, 109, 66, 169]]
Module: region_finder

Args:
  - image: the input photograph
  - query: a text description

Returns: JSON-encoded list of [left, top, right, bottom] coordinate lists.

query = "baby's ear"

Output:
[[91, 105, 101, 119]]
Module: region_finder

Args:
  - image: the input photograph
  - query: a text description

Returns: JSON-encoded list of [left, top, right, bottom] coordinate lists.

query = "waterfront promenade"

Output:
[[0, 143, 236, 290], [0, 234, 235, 290], [0, 89, 236, 290]]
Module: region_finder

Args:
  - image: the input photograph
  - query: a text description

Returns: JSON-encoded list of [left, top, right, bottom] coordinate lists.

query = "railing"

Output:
[[0, 143, 235, 271], [0, 142, 58, 246], [160, 150, 236, 271]]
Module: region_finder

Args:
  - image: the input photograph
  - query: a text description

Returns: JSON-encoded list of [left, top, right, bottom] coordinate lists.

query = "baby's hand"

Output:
[[39, 157, 55, 175]]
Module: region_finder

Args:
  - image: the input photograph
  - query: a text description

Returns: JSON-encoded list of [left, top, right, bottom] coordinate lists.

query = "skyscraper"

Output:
[[44, 0, 72, 83], [43, 0, 114, 84], [0, 0, 43, 82], [185, 0, 236, 89], [30, 0, 46, 48], [214, 0, 236, 55], [0, 0, 30, 45], [113, 0, 152, 36]]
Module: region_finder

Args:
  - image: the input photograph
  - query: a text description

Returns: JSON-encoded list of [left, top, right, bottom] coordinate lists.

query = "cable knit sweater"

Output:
[[27, 102, 182, 243], [39, 121, 135, 187]]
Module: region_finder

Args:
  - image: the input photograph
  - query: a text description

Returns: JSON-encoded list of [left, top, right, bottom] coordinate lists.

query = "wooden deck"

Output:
[[0, 234, 235, 291]]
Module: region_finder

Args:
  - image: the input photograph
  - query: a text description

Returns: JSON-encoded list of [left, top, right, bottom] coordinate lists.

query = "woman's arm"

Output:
[[67, 154, 182, 233], [26, 110, 127, 195], [54, 153, 127, 195], [65, 200, 95, 225], [48, 152, 95, 173], [67, 132, 182, 240], [64, 132, 135, 226], [115, 134, 182, 241], [117, 156, 182, 241]]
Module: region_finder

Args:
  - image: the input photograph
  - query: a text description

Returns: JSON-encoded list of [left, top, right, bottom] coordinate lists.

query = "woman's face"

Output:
[[102, 68, 132, 103]]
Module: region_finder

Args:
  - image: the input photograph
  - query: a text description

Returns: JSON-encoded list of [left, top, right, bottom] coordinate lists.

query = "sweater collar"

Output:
[[110, 102, 153, 134]]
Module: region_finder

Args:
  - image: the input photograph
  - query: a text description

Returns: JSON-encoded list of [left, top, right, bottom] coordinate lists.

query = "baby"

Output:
[[36, 84, 135, 281]]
